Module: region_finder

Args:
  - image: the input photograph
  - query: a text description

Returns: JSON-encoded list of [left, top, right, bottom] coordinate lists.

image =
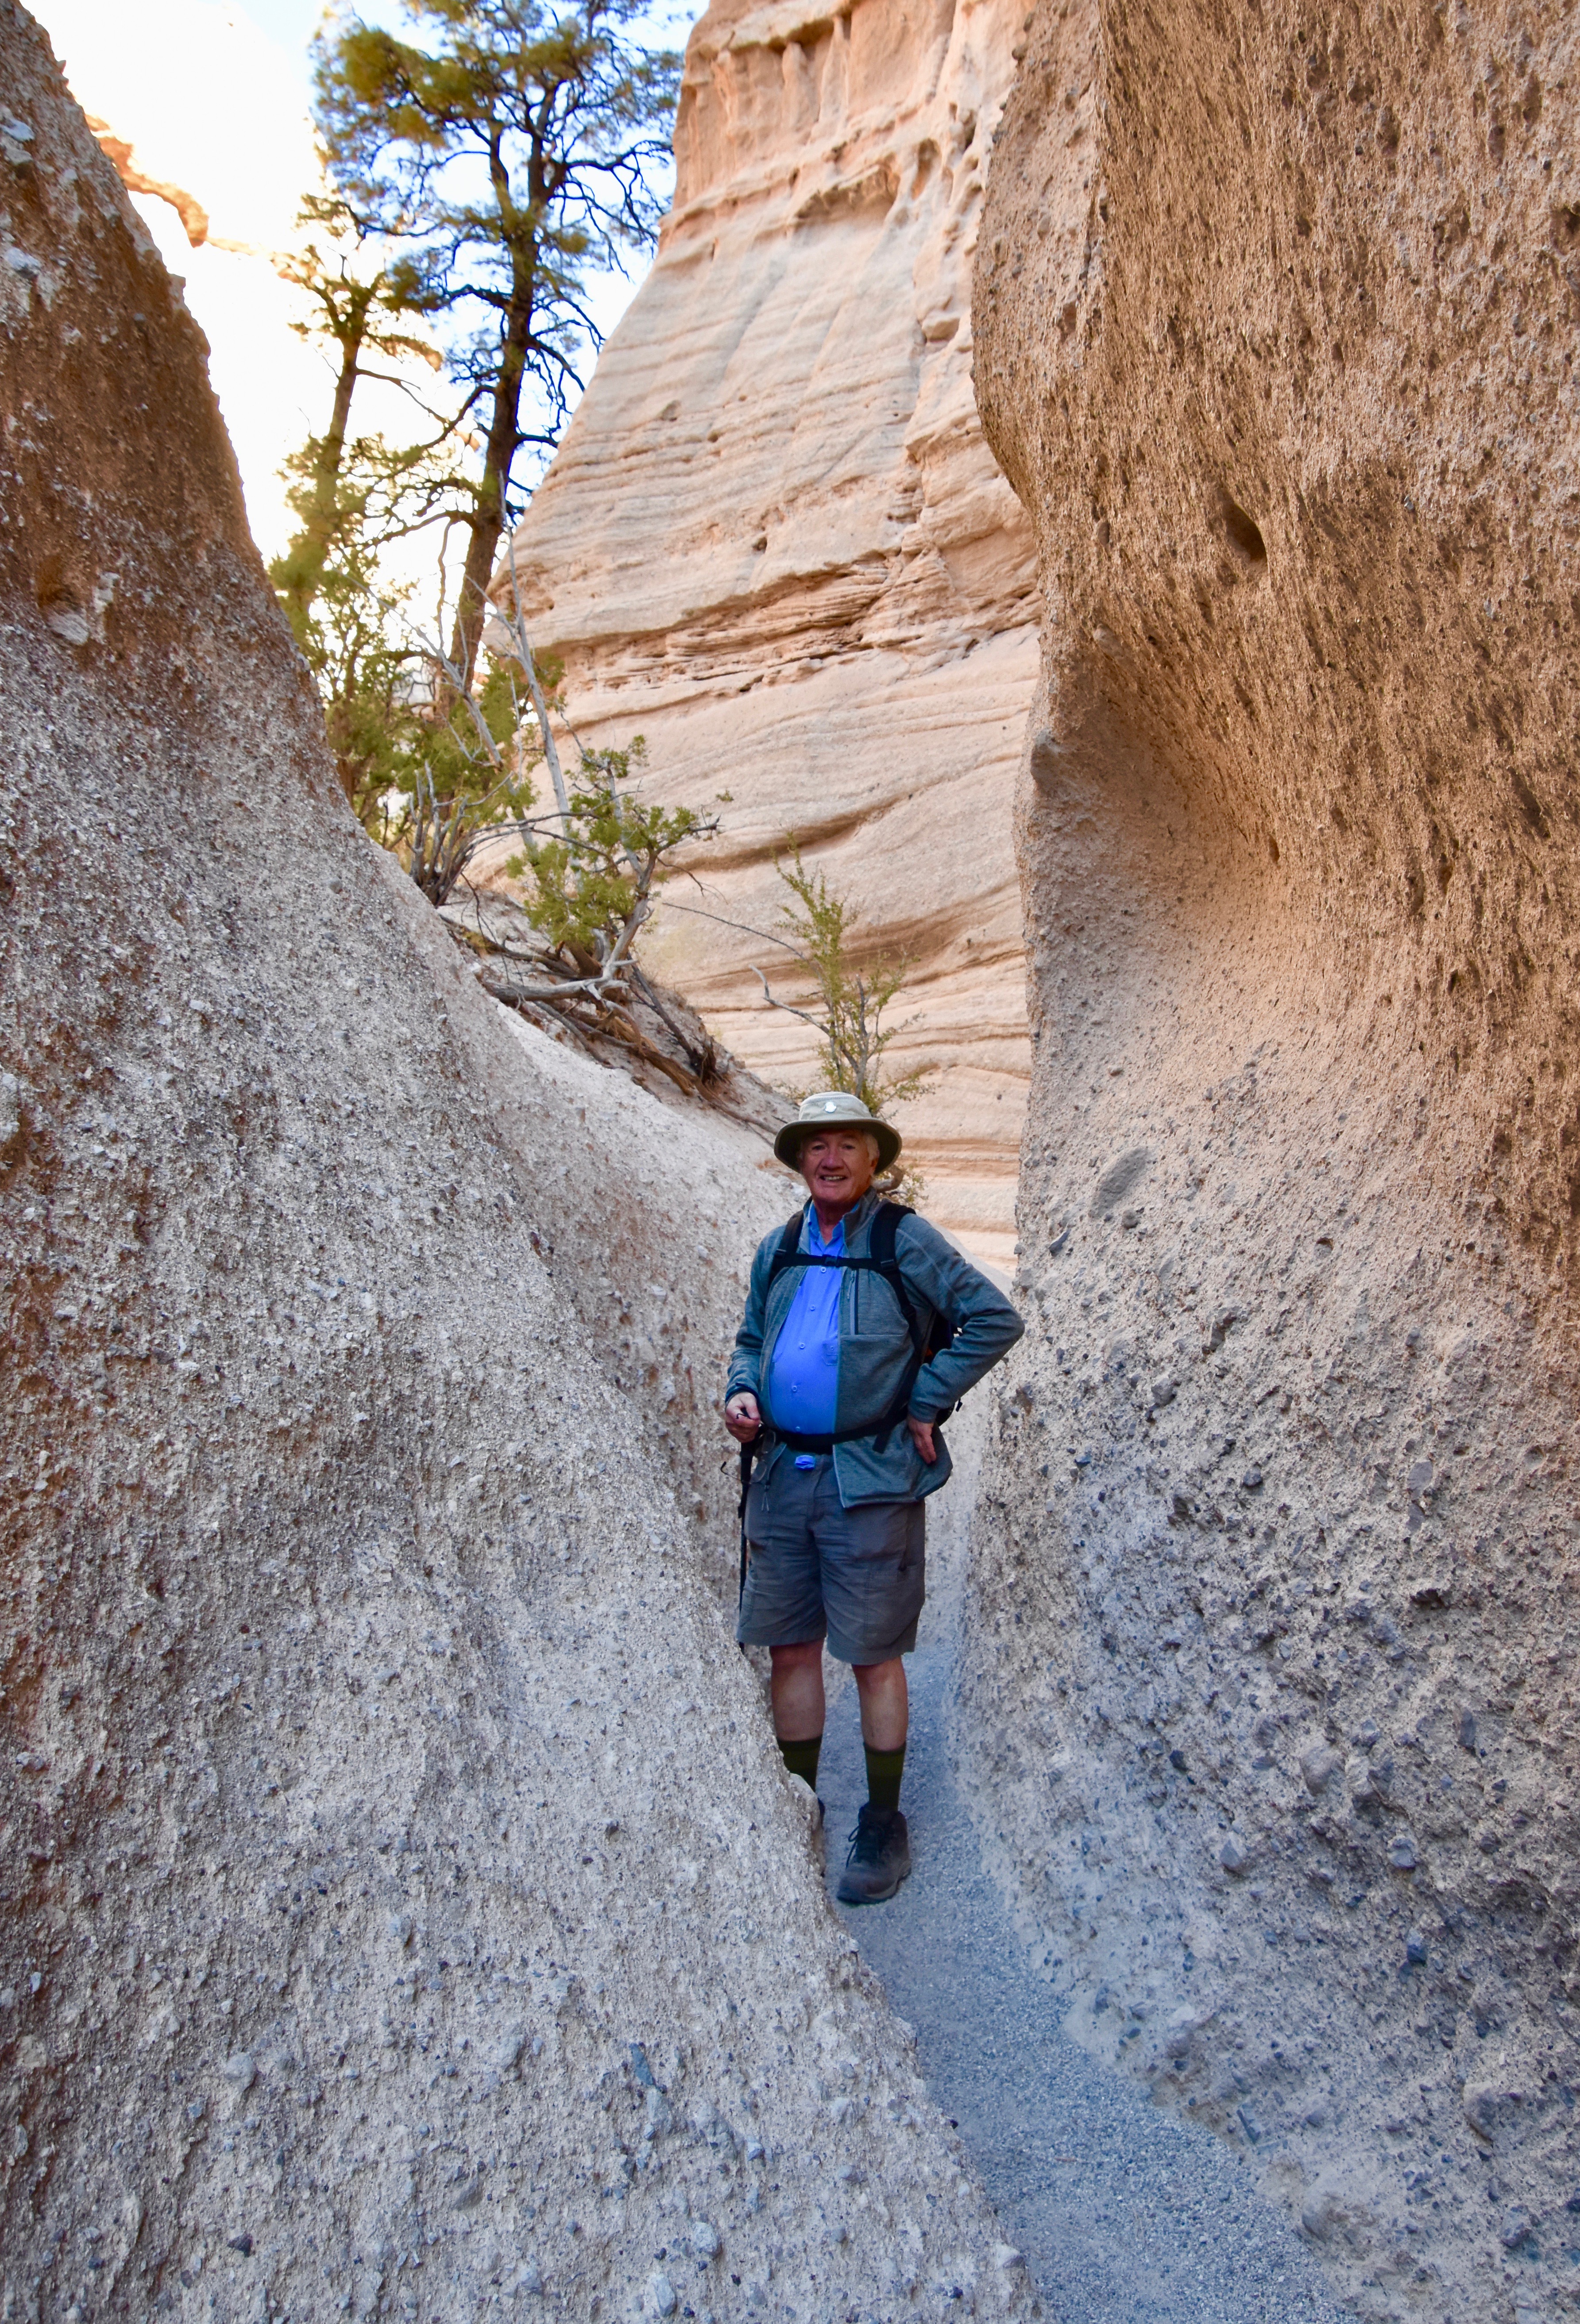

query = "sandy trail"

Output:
[[817, 1404, 1348, 2323]]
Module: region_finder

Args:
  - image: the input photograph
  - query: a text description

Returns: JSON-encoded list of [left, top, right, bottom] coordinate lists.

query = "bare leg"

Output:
[[851, 1656, 908, 1754], [838, 1657, 914, 1898], [769, 1639, 825, 1742]]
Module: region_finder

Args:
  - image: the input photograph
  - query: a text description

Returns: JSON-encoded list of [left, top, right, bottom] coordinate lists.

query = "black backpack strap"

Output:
[[866, 1202, 923, 1452], [765, 1207, 807, 1295], [869, 1201, 921, 1355]]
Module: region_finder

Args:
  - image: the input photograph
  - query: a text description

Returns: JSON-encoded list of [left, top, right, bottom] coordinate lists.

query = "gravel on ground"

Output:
[[818, 1405, 1351, 2324]]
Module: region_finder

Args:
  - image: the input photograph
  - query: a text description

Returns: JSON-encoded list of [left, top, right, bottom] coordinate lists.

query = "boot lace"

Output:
[[845, 1810, 891, 1868]]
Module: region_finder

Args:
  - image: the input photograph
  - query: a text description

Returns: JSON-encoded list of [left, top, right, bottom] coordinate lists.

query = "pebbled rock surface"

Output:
[[494, 0, 1040, 1266], [962, 0, 1580, 2319], [0, 12, 1038, 2319]]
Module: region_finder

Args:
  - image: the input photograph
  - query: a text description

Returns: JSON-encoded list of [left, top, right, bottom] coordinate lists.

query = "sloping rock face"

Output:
[[498, 0, 1039, 1265], [962, 1, 1580, 2316], [0, 13, 1036, 2317]]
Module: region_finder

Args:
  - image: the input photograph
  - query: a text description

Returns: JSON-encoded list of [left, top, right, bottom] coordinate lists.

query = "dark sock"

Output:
[[864, 1741, 906, 1814], [778, 1733, 823, 1790]]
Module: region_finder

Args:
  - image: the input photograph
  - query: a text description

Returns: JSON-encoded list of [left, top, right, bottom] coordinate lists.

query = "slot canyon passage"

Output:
[[1, 7, 1580, 2324], [0, 11, 1038, 2320]]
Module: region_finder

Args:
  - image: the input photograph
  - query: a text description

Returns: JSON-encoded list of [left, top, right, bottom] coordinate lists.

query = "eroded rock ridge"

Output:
[[963, 2, 1580, 2316]]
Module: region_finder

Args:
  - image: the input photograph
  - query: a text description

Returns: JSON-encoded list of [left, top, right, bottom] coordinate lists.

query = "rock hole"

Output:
[[1219, 494, 1268, 569], [1510, 769, 1549, 840]]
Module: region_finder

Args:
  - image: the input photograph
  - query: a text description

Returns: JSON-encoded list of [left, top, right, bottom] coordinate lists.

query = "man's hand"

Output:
[[724, 1391, 762, 1445], [907, 1415, 937, 1465]]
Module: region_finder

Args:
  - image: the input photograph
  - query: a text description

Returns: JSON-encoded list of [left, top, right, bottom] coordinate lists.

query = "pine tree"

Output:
[[312, 0, 680, 692], [269, 196, 438, 639]]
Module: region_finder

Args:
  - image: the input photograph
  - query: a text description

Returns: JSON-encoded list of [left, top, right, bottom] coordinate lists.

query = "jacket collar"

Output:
[[802, 1187, 883, 1247]]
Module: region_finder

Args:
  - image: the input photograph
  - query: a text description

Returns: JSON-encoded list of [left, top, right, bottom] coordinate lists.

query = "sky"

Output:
[[32, 0, 682, 565]]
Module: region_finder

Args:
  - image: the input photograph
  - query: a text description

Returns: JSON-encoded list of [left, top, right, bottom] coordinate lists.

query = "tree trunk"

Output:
[[445, 306, 530, 691], [274, 283, 374, 638], [445, 151, 538, 694]]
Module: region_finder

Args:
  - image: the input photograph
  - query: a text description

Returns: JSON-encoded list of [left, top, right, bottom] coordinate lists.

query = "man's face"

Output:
[[799, 1128, 878, 1211]]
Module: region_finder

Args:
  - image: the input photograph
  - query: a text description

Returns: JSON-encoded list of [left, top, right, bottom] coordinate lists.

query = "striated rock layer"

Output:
[[964, 1, 1580, 2317], [496, 0, 1040, 1265], [0, 12, 1037, 2316]]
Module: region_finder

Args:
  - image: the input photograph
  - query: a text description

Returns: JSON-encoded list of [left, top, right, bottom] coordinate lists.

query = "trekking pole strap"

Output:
[[737, 1437, 755, 1606]]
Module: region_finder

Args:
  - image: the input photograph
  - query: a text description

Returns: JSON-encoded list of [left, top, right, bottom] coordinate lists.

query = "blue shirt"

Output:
[[763, 1210, 844, 1442]]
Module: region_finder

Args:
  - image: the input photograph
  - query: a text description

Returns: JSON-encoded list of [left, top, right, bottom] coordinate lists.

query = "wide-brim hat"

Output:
[[774, 1089, 902, 1173]]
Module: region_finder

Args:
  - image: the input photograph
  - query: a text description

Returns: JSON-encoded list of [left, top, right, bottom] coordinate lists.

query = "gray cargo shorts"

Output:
[[736, 1450, 926, 1666]]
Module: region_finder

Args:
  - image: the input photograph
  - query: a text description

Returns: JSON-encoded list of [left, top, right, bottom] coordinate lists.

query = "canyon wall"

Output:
[[496, 0, 1040, 1266], [961, 1, 1580, 2318], [0, 12, 1037, 2316]]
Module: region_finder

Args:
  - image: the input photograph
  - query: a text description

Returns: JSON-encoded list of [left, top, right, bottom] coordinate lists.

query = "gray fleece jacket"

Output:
[[726, 1191, 1024, 1507]]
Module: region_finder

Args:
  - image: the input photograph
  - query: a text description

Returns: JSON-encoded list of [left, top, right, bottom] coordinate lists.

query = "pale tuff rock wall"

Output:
[[962, 0, 1580, 2317], [0, 12, 1037, 2316], [496, 0, 1040, 1266]]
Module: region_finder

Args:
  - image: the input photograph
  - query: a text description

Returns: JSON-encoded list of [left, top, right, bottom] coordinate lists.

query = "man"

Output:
[[724, 1090, 1024, 1905]]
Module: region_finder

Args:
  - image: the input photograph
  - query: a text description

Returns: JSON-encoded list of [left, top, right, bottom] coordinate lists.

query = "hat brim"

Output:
[[774, 1117, 903, 1173]]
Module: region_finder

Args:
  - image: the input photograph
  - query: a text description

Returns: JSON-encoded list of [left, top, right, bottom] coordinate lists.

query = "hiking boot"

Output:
[[836, 1804, 911, 1907]]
